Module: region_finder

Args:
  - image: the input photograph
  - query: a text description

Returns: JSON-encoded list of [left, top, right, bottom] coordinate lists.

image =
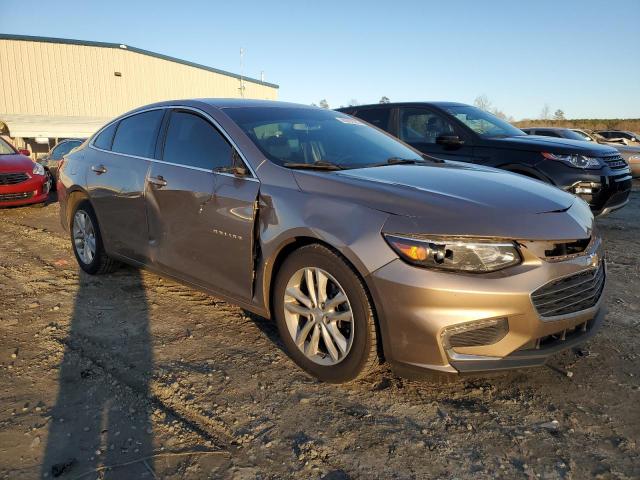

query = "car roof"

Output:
[[337, 101, 469, 111], [120, 98, 324, 118], [197, 98, 313, 109]]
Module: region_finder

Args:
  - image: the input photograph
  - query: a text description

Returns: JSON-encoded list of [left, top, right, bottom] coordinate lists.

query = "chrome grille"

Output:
[[0, 172, 29, 185], [0, 191, 33, 202], [602, 154, 627, 169], [531, 262, 605, 318]]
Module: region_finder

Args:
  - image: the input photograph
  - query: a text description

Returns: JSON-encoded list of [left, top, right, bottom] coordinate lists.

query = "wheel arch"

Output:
[[64, 187, 93, 231], [263, 235, 386, 361], [498, 164, 552, 183]]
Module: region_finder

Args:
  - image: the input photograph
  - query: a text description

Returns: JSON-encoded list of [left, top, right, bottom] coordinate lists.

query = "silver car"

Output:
[[57, 99, 605, 383]]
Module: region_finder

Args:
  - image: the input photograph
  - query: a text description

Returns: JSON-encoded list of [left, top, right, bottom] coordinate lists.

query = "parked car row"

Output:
[[0, 137, 84, 207], [37, 138, 85, 187], [55, 99, 610, 383], [338, 102, 633, 215], [521, 127, 640, 178]]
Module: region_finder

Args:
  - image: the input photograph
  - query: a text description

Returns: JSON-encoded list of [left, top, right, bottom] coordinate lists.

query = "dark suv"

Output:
[[337, 102, 632, 216]]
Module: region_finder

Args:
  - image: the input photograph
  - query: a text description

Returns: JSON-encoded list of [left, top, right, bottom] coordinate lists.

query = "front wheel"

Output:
[[273, 244, 380, 383], [70, 201, 118, 274]]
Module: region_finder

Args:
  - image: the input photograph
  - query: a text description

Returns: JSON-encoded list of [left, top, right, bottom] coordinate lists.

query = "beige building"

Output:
[[0, 34, 278, 154]]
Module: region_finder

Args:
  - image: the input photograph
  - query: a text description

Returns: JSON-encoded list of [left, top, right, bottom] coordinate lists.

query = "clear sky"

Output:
[[1, 0, 638, 119]]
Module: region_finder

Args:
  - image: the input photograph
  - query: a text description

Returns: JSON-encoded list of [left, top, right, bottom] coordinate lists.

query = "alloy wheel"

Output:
[[283, 267, 354, 365], [73, 210, 96, 265]]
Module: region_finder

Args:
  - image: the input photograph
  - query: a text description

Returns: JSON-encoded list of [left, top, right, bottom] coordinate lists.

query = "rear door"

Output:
[[146, 108, 259, 300], [397, 107, 476, 163], [87, 109, 164, 262]]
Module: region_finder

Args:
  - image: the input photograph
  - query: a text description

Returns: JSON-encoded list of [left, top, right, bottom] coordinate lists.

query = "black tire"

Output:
[[45, 169, 56, 192], [70, 200, 119, 275], [273, 244, 380, 383]]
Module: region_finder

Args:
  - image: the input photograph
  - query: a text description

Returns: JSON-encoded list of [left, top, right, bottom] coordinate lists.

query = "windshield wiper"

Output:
[[283, 161, 344, 170], [367, 157, 426, 168]]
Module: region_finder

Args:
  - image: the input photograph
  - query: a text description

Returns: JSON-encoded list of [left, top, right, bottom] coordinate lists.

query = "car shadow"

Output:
[[241, 309, 287, 355], [41, 266, 155, 478]]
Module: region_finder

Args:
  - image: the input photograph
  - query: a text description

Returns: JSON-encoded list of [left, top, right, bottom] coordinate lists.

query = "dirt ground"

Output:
[[0, 183, 639, 480]]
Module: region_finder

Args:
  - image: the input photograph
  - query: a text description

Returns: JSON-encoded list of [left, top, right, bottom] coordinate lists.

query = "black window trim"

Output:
[[88, 105, 257, 180]]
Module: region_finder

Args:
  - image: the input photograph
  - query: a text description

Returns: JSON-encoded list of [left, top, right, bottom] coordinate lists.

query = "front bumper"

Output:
[[0, 174, 49, 207], [560, 168, 631, 216], [368, 240, 605, 375]]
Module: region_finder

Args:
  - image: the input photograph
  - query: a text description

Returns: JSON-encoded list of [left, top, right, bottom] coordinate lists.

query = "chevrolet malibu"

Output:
[[58, 99, 606, 383]]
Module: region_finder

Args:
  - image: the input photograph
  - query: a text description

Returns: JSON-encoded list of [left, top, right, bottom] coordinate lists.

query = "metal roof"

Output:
[[0, 33, 279, 89], [0, 114, 110, 138]]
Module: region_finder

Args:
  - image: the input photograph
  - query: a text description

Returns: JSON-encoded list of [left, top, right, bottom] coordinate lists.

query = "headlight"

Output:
[[541, 152, 602, 169], [629, 154, 640, 162], [383, 234, 521, 273], [32, 162, 45, 176]]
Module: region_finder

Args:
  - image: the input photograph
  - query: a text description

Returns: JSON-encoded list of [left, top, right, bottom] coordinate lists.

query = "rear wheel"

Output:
[[70, 201, 118, 274], [273, 244, 380, 383]]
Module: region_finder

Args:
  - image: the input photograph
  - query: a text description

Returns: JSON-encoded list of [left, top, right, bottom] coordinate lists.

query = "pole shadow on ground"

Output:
[[41, 267, 154, 478]]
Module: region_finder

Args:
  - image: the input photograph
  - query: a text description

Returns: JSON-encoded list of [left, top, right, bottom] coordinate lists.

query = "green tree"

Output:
[[319, 99, 330, 109], [379, 96, 390, 104]]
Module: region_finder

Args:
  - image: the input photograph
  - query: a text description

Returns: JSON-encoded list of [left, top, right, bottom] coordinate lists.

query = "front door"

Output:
[[397, 107, 475, 163], [145, 109, 259, 300]]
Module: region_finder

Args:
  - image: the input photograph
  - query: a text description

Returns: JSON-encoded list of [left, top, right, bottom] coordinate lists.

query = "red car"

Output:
[[0, 137, 50, 207]]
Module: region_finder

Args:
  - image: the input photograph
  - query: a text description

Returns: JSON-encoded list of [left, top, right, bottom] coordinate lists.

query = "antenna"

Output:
[[239, 48, 245, 98]]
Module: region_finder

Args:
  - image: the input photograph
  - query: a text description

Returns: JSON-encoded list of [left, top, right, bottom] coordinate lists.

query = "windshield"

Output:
[[443, 105, 525, 138], [0, 137, 15, 155], [224, 107, 423, 169]]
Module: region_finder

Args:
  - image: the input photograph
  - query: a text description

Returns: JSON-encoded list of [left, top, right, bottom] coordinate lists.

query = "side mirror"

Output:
[[217, 150, 250, 177], [18, 148, 31, 156], [436, 135, 464, 148], [231, 149, 249, 177], [231, 165, 248, 176]]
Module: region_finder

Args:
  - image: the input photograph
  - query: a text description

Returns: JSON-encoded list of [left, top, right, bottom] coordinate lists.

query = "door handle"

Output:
[[148, 175, 167, 187], [91, 164, 107, 174]]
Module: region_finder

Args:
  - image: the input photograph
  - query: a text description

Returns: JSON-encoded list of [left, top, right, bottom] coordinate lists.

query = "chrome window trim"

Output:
[[88, 105, 259, 181]]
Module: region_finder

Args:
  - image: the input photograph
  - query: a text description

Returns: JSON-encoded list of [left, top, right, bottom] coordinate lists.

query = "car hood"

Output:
[[293, 162, 593, 241], [0, 154, 34, 172], [488, 135, 619, 155]]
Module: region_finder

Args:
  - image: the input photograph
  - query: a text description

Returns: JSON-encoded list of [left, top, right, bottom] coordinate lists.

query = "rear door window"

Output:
[[354, 108, 391, 131], [162, 110, 232, 170], [111, 110, 164, 158]]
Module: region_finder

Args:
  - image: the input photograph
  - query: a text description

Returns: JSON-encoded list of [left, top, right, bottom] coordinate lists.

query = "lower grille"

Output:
[[449, 322, 508, 348], [0, 191, 33, 202], [0, 172, 29, 185], [519, 318, 594, 351], [531, 262, 605, 318], [443, 318, 509, 349]]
